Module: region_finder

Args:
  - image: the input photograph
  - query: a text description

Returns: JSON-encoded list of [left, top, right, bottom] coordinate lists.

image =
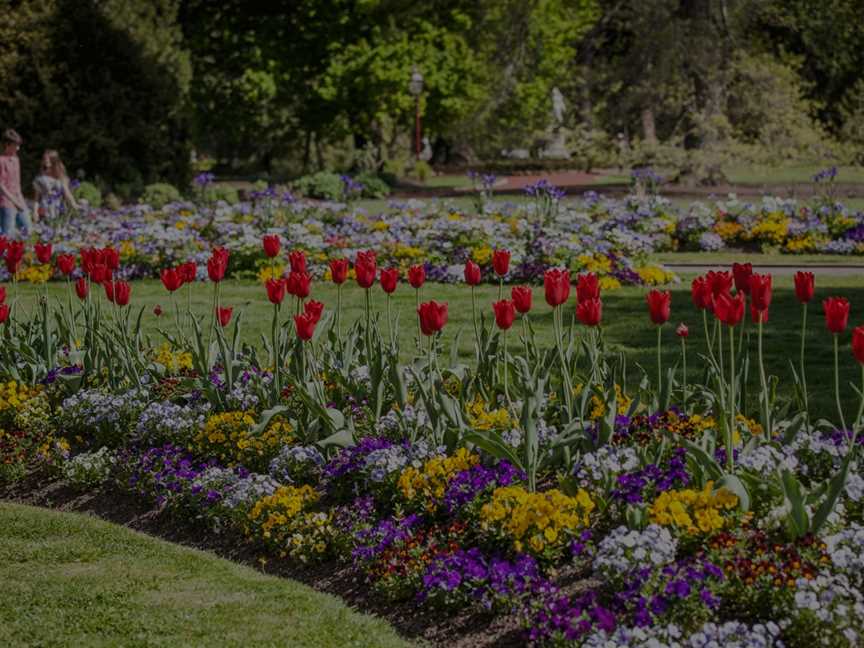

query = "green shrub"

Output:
[[141, 183, 182, 208], [356, 172, 392, 198], [73, 181, 102, 208], [292, 171, 344, 201], [411, 162, 433, 183], [202, 184, 240, 205]]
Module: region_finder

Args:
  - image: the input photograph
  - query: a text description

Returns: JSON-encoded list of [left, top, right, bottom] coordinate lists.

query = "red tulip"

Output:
[[34, 242, 53, 264], [706, 270, 733, 298], [492, 249, 511, 277], [732, 263, 753, 295], [75, 277, 89, 300], [691, 276, 713, 311], [304, 299, 324, 324], [795, 271, 815, 304], [511, 285, 532, 314], [153, 305, 163, 317], [749, 273, 772, 313], [286, 271, 311, 299], [493, 300, 516, 330], [544, 268, 571, 307], [750, 302, 769, 324], [113, 281, 131, 306], [289, 249, 307, 273], [329, 258, 349, 285], [576, 273, 600, 303], [104, 281, 115, 303], [0, 304, 8, 324], [207, 256, 227, 282], [294, 312, 317, 341], [408, 264, 426, 289], [853, 326, 864, 364], [0, 236, 7, 258], [102, 247, 120, 271], [464, 260, 482, 286], [417, 300, 448, 335], [676, 323, 689, 338], [262, 234, 281, 258], [646, 289, 671, 325], [211, 246, 229, 267], [56, 254, 76, 276], [714, 292, 744, 327], [823, 297, 850, 334], [0, 286, 5, 304], [355, 250, 377, 288], [380, 268, 399, 294], [5, 241, 24, 274], [179, 261, 197, 283], [576, 297, 602, 327], [217, 306, 233, 327], [266, 278, 287, 305], [161, 267, 183, 292], [89, 263, 110, 285]]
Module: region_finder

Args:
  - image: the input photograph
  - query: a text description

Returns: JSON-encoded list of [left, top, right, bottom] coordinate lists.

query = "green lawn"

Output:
[[725, 164, 864, 186], [0, 502, 410, 648], [12, 275, 864, 419], [652, 252, 864, 266]]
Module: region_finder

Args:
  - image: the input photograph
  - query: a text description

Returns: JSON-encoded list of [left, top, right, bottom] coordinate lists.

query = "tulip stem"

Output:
[[272, 302, 281, 402], [702, 310, 715, 366], [414, 288, 421, 349], [503, 328, 510, 405], [336, 284, 342, 336], [522, 313, 530, 361], [834, 334, 848, 433], [364, 288, 372, 360], [717, 319, 724, 381], [800, 303, 809, 418], [386, 294, 393, 349], [728, 323, 735, 473], [428, 333, 435, 393], [856, 364, 864, 430], [470, 286, 479, 358], [681, 335, 688, 407], [656, 325, 662, 398], [758, 318, 768, 432], [554, 306, 573, 419]]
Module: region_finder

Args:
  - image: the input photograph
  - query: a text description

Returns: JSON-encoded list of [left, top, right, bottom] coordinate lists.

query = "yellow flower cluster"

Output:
[[391, 243, 425, 260], [371, 220, 390, 232], [247, 485, 322, 555], [0, 381, 43, 427], [120, 241, 136, 258], [397, 448, 479, 509], [649, 482, 738, 536], [748, 217, 789, 245], [480, 485, 595, 557], [577, 254, 612, 274], [714, 221, 743, 241], [587, 384, 632, 420], [194, 411, 294, 470], [637, 265, 675, 286], [599, 276, 622, 291], [16, 264, 53, 284], [257, 264, 285, 284], [472, 245, 493, 265], [466, 398, 513, 431], [784, 236, 818, 253], [153, 343, 193, 373], [736, 414, 763, 438]]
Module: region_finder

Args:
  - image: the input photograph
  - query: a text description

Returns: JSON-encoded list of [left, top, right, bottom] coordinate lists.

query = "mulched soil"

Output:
[[1, 470, 531, 648]]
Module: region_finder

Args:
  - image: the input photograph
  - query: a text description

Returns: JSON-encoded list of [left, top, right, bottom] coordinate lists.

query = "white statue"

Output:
[[552, 87, 566, 126]]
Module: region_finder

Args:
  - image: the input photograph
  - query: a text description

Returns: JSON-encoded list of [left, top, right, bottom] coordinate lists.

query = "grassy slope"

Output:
[[13, 275, 864, 419], [0, 502, 411, 648]]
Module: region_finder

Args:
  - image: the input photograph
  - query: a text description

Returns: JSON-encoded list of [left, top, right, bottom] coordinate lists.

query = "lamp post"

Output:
[[408, 66, 424, 160]]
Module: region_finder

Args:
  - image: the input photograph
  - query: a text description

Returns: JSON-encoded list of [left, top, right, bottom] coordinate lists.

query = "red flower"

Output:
[[853, 327, 864, 364], [286, 271, 311, 299], [207, 255, 227, 282], [217, 306, 233, 327], [749, 273, 772, 313], [56, 254, 76, 276], [464, 260, 482, 286], [262, 235, 281, 258], [0, 236, 7, 258], [691, 276, 713, 311], [89, 263, 110, 285], [75, 277, 89, 300], [714, 292, 745, 326], [179, 262, 197, 284], [266, 278, 287, 305], [795, 271, 815, 304], [294, 312, 317, 341], [34, 242, 53, 264], [355, 250, 377, 288], [380, 268, 399, 294], [113, 281, 131, 306], [329, 258, 349, 285], [493, 300, 516, 330], [576, 298, 602, 326], [289, 249, 307, 273], [511, 285, 532, 314], [823, 297, 850, 334], [676, 323, 689, 338], [304, 299, 324, 324], [408, 264, 426, 289], [646, 289, 671, 325], [732, 263, 753, 295], [0, 304, 8, 324], [102, 247, 120, 271], [417, 300, 448, 335], [161, 267, 183, 292], [750, 302, 769, 324], [153, 305, 163, 317], [576, 273, 600, 303], [707, 270, 733, 298], [544, 268, 570, 307], [104, 281, 115, 303], [5, 241, 24, 274], [0, 286, 5, 304], [492, 249, 511, 277], [211, 246, 229, 266]]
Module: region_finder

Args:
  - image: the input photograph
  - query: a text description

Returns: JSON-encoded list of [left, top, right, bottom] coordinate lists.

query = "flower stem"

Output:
[[681, 336, 688, 407], [834, 334, 848, 433], [656, 325, 662, 398], [800, 303, 809, 417], [728, 323, 736, 473]]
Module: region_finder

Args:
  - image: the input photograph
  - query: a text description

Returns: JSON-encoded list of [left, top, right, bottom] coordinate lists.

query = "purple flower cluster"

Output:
[[524, 178, 566, 200], [529, 587, 617, 644], [331, 495, 377, 535], [323, 437, 395, 484], [813, 166, 838, 183], [442, 461, 525, 515], [123, 443, 218, 506], [352, 513, 423, 564], [611, 447, 690, 504]]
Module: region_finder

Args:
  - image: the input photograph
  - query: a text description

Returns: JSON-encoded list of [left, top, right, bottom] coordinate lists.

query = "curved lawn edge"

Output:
[[0, 502, 413, 648]]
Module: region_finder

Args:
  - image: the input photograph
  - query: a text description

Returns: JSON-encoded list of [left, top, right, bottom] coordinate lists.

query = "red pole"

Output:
[[415, 97, 421, 159]]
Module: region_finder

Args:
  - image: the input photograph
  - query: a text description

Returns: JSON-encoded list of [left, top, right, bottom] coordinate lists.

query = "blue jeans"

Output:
[[0, 206, 31, 238]]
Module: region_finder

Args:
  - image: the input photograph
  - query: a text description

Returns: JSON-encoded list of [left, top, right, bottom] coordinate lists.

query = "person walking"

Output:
[[0, 129, 31, 238], [33, 149, 78, 221]]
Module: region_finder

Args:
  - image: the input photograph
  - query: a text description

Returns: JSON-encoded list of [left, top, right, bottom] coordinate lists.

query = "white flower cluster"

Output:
[[135, 400, 209, 446], [594, 525, 678, 578], [574, 445, 640, 488], [363, 439, 444, 483], [60, 388, 150, 438], [583, 620, 784, 648], [738, 445, 798, 474], [790, 573, 864, 645], [61, 446, 115, 488], [375, 405, 430, 437], [268, 445, 325, 483], [193, 467, 280, 512]]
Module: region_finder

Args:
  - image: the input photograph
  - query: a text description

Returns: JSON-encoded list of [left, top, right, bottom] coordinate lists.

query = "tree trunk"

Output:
[[641, 107, 657, 145], [302, 130, 311, 173]]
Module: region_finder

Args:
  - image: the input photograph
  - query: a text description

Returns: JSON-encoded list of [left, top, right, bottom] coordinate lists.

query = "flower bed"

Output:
[[2, 240, 864, 646]]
